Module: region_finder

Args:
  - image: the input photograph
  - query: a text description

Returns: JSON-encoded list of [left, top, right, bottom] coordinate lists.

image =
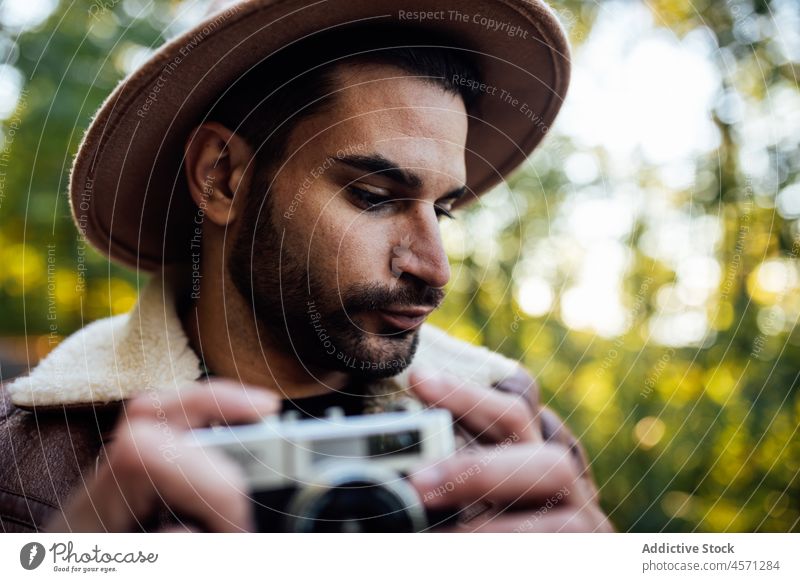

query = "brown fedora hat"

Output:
[[69, 0, 571, 271]]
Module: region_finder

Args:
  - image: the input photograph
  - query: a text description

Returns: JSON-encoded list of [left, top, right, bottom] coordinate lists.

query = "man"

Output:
[[0, 0, 613, 532]]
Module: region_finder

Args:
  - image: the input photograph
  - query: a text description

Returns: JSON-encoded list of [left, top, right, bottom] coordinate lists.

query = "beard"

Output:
[[227, 190, 443, 380]]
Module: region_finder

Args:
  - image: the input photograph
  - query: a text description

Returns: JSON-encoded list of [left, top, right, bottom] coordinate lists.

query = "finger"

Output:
[[100, 419, 254, 532], [409, 443, 586, 510], [47, 383, 273, 533], [123, 379, 280, 430], [408, 369, 539, 443], [141, 446, 254, 533]]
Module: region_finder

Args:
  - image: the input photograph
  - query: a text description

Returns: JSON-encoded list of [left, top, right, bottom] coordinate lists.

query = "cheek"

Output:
[[310, 211, 395, 283]]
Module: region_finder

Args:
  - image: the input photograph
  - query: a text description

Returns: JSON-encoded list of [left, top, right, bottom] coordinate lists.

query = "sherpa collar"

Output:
[[8, 271, 519, 409]]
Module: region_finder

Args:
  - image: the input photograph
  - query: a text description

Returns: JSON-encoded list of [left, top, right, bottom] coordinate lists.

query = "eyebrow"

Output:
[[330, 153, 467, 202]]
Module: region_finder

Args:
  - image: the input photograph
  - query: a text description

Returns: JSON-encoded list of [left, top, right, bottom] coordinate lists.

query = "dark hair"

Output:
[[206, 23, 482, 203]]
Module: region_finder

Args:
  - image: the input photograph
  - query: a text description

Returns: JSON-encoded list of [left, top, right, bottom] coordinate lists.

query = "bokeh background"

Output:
[[0, 0, 798, 532]]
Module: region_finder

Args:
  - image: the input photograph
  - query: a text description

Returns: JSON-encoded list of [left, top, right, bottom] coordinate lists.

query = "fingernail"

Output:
[[410, 463, 445, 492], [410, 368, 444, 395], [412, 366, 440, 383], [247, 389, 279, 407]]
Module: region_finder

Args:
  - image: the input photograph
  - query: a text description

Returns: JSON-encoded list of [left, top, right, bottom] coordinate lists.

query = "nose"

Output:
[[390, 202, 450, 289]]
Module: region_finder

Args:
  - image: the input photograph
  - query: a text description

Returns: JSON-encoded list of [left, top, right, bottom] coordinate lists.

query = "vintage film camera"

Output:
[[188, 404, 457, 532]]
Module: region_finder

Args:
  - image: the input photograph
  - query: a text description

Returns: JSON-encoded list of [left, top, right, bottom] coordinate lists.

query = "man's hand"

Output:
[[407, 369, 613, 532], [45, 380, 280, 532]]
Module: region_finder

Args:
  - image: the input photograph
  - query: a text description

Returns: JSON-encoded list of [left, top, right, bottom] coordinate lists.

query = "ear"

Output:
[[183, 121, 254, 226]]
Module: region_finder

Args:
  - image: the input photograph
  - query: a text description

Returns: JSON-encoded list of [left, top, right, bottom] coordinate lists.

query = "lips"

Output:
[[377, 306, 434, 331]]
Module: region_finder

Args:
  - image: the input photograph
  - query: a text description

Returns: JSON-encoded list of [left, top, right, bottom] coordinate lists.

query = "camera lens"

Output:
[[286, 463, 427, 532]]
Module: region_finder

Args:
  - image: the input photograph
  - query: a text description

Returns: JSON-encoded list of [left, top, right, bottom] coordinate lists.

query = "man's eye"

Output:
[[434, 204, 455, 220], [347, 185, 457, 221], [347, 185, 392, 210]]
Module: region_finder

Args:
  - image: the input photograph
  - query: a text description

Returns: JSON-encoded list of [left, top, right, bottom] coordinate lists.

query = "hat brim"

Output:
[[70, 0, 570, 271]]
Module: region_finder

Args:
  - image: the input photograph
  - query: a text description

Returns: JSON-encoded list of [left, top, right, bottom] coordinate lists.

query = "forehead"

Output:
[[291, 63, 469, 180]]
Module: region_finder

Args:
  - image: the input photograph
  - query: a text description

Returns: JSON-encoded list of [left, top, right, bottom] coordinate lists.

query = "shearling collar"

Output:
[[8, 270, 520, 409]]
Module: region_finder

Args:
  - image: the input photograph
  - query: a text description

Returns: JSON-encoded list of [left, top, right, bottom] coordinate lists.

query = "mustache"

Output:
[[341, 281, 444, 313]]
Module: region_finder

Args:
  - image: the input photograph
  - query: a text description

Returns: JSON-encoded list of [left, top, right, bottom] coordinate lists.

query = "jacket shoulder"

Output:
[[0, 381, 119, 532], [396, 324, 522, 387], [6, 314, 130, 408]]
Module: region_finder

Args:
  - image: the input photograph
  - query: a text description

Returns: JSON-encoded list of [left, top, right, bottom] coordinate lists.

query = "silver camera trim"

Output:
[[187, 407, 455, 491]]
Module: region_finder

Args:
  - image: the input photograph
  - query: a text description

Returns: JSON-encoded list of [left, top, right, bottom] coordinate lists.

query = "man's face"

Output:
[[228, 63, 469, 380]]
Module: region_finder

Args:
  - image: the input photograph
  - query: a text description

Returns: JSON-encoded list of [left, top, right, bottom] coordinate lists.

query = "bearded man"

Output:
[[0, 0, 612, 533]]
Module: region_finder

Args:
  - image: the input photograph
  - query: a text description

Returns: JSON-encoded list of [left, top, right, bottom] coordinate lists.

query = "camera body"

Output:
[[188, 405, 456, 532]]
